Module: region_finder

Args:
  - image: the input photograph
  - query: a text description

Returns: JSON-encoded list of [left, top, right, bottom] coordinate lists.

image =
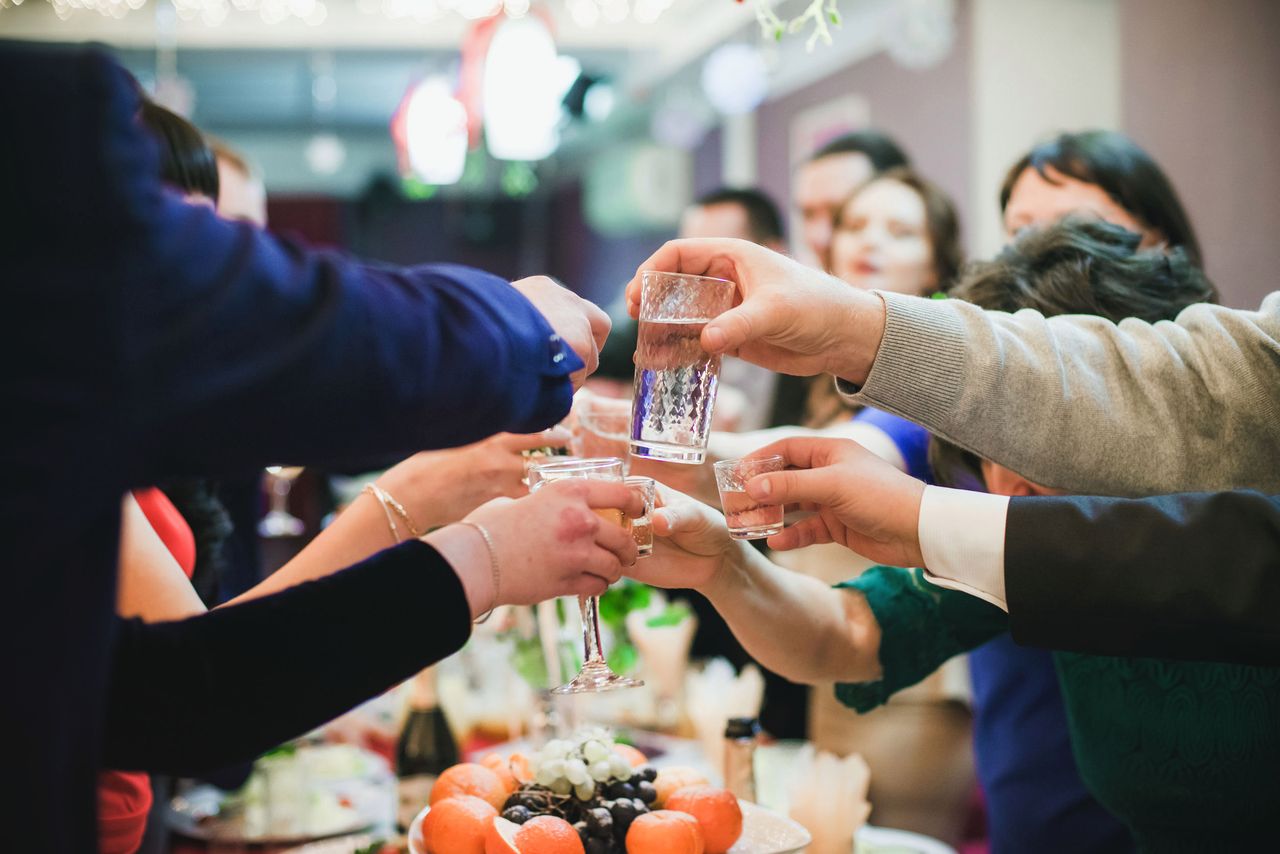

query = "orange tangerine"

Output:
[[421, 794, 497, 854], [516, 816, 586, 854], [612, 743, 648, 769], [430, 763, 508, 811], [480, 752, 532, 794], [625, 810, 705, 854], [665, 786, 743, 854], [651, 766, 710, 808]]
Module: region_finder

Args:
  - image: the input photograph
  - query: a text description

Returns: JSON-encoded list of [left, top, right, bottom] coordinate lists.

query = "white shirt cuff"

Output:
[[917, 485, 1010, 611]]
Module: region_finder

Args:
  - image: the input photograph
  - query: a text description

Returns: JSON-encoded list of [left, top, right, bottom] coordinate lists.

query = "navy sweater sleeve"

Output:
[[102, 541, 472, 774]]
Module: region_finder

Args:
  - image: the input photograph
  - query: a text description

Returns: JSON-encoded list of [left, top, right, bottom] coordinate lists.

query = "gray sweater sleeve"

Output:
[[839, 291, 1280, 495]]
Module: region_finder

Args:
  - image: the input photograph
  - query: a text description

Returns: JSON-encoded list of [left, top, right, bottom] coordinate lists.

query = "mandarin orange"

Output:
[[430, 763, 508, 810], [421, 794, 497, 854], [651, 766, 710, 808], [626, 810, 705, 854], [665, 786, 743, 854]]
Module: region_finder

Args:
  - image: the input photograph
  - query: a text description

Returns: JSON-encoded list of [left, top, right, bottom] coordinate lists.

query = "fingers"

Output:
[[569, 575, 610, 598], [767, 515, 834, 551], [580, 481, 645, 519], [625, 238, 752, 319], [747, 435, 853, 473], [746, 465, 841, 510], [592, 512, 638, 567], [701, 302, 765, 355], [583, 297, 612, 352]]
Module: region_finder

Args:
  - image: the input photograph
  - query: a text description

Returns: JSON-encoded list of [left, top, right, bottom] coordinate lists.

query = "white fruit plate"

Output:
[[408, 799, 812, 854]]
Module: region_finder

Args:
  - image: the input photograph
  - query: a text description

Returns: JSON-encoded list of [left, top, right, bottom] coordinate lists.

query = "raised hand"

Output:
[[512, 275, 611, 388]]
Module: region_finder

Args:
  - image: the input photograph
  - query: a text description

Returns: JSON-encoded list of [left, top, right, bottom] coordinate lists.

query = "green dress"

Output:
[[837, 566, 1280, 853]]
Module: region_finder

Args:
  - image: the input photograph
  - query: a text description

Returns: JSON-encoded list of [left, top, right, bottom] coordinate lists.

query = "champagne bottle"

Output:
[[395, 667, 458, 830]]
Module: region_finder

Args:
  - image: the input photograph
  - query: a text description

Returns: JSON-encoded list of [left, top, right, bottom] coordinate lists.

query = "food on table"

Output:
[[421, 730, 742, 854], [664, 786, 743, 854], [419, 794, 497, 854], [430, 763, 509, 810], [651, 766, 711, 808], [624, 810, 705, 854]]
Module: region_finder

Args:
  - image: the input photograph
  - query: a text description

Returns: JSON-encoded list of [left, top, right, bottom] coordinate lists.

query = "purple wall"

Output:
[[754, 0, 974, 255], [1120, 0, 1280, 309]]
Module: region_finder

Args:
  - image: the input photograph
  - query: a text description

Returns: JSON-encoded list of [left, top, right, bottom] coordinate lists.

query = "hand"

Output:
[[628, 485, 740, 593], [512, 276, 611, 388], [626, 454, 719, 506], [745, 436, 927, 568], [426, 479, 642, 618], [623, 239, 886, 384], [376, 428, 571, 529]]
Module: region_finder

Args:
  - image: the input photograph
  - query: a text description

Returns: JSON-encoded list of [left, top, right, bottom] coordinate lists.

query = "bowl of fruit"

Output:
[[408, 729, 810, 854]]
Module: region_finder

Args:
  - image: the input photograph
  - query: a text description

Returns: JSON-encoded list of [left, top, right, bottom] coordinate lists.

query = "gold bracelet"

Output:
[[363, 483, 423, 540], [362, 484, 402, 544], [455, 520, 501, 624]]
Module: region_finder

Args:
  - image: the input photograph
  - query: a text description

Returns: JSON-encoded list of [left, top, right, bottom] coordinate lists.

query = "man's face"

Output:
[[216, 157, 268, 227], [794, 151, 875, 263], [679, 202, 756, 242]]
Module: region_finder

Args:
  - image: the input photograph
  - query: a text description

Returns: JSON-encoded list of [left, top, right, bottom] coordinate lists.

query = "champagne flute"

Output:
[[527, 457, 644, 694], [258, 466, 305, 537]]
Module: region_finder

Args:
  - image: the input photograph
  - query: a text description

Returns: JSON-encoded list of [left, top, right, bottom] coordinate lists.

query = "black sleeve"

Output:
[[1005, 491, 1280, 665], [102, 540, 472, 774]]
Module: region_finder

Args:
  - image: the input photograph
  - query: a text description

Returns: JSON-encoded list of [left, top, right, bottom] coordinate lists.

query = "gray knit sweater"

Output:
[[841, 291, 1280, 496]]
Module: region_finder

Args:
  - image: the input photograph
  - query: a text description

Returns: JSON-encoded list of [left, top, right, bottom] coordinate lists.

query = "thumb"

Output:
[[702, 302, 767, 354], [746, 466, 840, 508]]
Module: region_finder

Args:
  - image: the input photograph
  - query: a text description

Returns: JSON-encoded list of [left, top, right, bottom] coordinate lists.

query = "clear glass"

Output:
[[713, 455, 786, 539], [624, 476, 656, 557], [630, 271, 737, 465], [527, 457, 644, 694], [258, 466, 305, 537], [571, 390, 633, 472]]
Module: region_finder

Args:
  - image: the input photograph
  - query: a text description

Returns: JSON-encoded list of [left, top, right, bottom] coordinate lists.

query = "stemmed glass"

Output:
[[258, 466, 306, 537], [526, 457, 644, 694]]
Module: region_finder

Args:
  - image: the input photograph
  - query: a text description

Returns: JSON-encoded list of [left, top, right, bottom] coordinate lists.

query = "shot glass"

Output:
[[625, 476, 657, 557], [571, 390, 633, 472], [630, 271, 737, 465], [713, 455, 786, 540]]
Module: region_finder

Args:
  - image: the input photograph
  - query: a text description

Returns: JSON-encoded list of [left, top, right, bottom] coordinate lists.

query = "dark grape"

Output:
[[635, 781, 657, 804], [605, 781, 636, 800], [574, 821, 590, 845], [631, 797, 649, 816], [502, 805, 533, 825], [637, 765, 658, 783], [586, 807, 614, 837], [503, 794, 523, 812]]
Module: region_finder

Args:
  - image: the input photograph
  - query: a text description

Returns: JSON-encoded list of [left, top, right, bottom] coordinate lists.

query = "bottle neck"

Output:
[[408, 666, 439, 711]]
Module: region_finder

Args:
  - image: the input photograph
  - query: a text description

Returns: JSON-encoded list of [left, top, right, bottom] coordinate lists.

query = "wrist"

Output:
[[423, 525, 495, 620], [375, 465, 443, 531], [702, 540, 752, 602], [830, 289, 886, 387]]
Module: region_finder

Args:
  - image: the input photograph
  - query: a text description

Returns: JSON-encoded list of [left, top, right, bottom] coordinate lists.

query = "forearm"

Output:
[[843, 291, 1280, 495], [104, 541, 472, 774], [701, 546, 881, 685]]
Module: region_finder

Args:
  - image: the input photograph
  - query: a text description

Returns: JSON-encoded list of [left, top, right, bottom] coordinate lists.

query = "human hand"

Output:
[[627, 485, 739, 593], [512, 276, 611, 388], [745, 436, 926, 568], [376, 428, 570, 529], [425, 479, 642, 618], [622, 239, 887, 385]]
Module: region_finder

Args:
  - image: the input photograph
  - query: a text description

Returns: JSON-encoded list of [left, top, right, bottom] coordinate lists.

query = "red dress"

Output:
[[98, 488, 197, 854]]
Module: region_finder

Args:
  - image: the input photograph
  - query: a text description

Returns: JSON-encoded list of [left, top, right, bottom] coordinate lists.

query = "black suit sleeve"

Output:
[[1005, 491, 1280, 665], [102, 541, 471, 774]]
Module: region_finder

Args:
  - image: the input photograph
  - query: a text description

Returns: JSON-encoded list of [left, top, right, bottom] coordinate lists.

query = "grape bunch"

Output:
[[499, 731, 660, 853]]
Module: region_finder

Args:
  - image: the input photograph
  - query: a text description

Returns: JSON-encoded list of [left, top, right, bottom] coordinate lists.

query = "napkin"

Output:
[[684, 658, 765, 783], [785, 744, 871, 854]]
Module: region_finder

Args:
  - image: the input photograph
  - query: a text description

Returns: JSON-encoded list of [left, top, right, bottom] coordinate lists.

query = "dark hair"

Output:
[[930, 217, 1217, 490], [809, 130, 910, 173], [831, 166, 964, 294], [138, 99, 220, 202], [999, 130, 1202, 268], [694, 187, 785, 244]]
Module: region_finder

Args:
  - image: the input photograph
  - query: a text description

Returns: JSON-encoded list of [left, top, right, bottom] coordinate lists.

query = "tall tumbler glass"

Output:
[[527, 457, 644, 694], [630, 271, 737, 465]]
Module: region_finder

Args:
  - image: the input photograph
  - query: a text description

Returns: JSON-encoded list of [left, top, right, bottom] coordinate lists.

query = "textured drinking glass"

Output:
[[630, 271, 737, 465], [714, 455, 786, 539], [571, 390, 633, 473], [625, 476, 656, 557], [527, 457, 644, 694]]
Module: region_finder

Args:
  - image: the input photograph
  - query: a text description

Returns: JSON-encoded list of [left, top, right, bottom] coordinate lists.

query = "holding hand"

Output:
[[628, 485, 740, 593], [426, 478, 642, 619], [745, 437, 927, 568], [512, 275, 612, 389], [623, 238, 886, 384]]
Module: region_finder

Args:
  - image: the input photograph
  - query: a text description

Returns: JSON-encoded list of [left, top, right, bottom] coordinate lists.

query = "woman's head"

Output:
[[138, 99, 219, 205], [1000, 130, 1201, 267], [930, 217, 1217, 492], [828, 167, 963, 297]]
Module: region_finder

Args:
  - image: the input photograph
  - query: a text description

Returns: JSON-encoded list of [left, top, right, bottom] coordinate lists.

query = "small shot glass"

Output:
[[625, 476, 657, 557], [713, 455, 785, 540]]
